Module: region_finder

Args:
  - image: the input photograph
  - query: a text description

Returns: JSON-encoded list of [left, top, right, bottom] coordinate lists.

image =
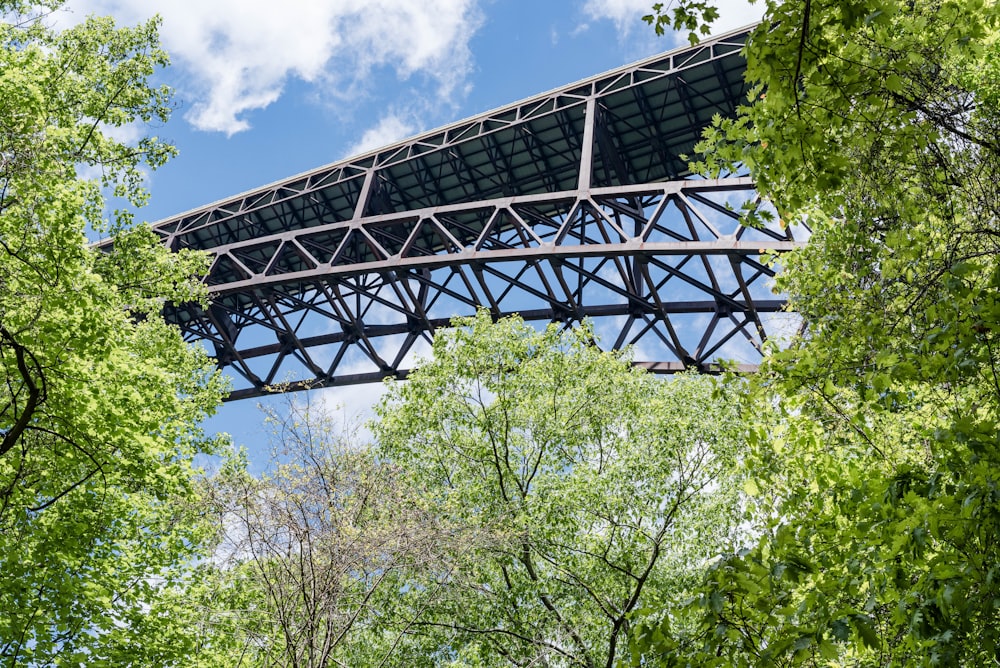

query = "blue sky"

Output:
[[63, 0, 761, 452]]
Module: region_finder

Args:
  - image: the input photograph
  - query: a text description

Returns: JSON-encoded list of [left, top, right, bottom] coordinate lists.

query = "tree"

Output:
[[189, 397, 453, 668], [372, 311, 745, 668], [643, 1, 722, 44], [632, 0, 1000, 665], [0, 1, 226, 662]]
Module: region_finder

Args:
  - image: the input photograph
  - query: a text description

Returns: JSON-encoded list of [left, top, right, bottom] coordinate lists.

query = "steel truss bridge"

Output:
[[147, 26, 805, 400]]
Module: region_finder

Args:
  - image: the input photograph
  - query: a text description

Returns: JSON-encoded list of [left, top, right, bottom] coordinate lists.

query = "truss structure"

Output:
[[138, 25, 805, 400]]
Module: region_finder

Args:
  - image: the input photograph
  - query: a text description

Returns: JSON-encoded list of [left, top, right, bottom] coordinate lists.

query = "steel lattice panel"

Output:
[[138, 25, 806, 400]]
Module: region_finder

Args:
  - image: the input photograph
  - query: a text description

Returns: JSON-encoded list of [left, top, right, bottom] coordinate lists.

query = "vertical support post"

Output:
[[578, 97, 596, 192], [353, 168, 376, 221]]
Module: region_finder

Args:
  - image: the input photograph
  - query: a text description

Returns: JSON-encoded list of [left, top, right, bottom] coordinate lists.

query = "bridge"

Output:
[[147, 25, 805, 400]]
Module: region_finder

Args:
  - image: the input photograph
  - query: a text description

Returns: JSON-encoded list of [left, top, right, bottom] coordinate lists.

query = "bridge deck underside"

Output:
[[143, 26, 805, 400]]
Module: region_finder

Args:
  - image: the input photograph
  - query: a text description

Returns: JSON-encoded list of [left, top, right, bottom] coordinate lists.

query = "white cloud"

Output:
[[581, 0, 653, 35], [316, 382, 390, 442], [344, 113, 418, 159], [60, 0, 483, 135], [581, 0, 762, 44]]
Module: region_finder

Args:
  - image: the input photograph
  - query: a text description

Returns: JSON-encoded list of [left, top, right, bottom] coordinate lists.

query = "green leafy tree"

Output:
[[633, 0, 1000, 665], [0, 1, 226, 663], [189, 397, 453, 668], [373, 312, 745, 668]]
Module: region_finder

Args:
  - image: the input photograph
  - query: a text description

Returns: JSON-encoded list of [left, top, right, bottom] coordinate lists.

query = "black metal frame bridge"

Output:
[[138, 25, 805, 400]]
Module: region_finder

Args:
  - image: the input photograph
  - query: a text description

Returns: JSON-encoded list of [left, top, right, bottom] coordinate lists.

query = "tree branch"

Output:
[[0, 326, 45, 459]]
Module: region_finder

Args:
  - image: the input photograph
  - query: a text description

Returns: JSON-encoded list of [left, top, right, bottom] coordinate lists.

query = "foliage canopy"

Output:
[[190, 398, 451, 668], [632, 0, 1000, 665], [374, 311, 745, 667], [0, 1, 225, 662]]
